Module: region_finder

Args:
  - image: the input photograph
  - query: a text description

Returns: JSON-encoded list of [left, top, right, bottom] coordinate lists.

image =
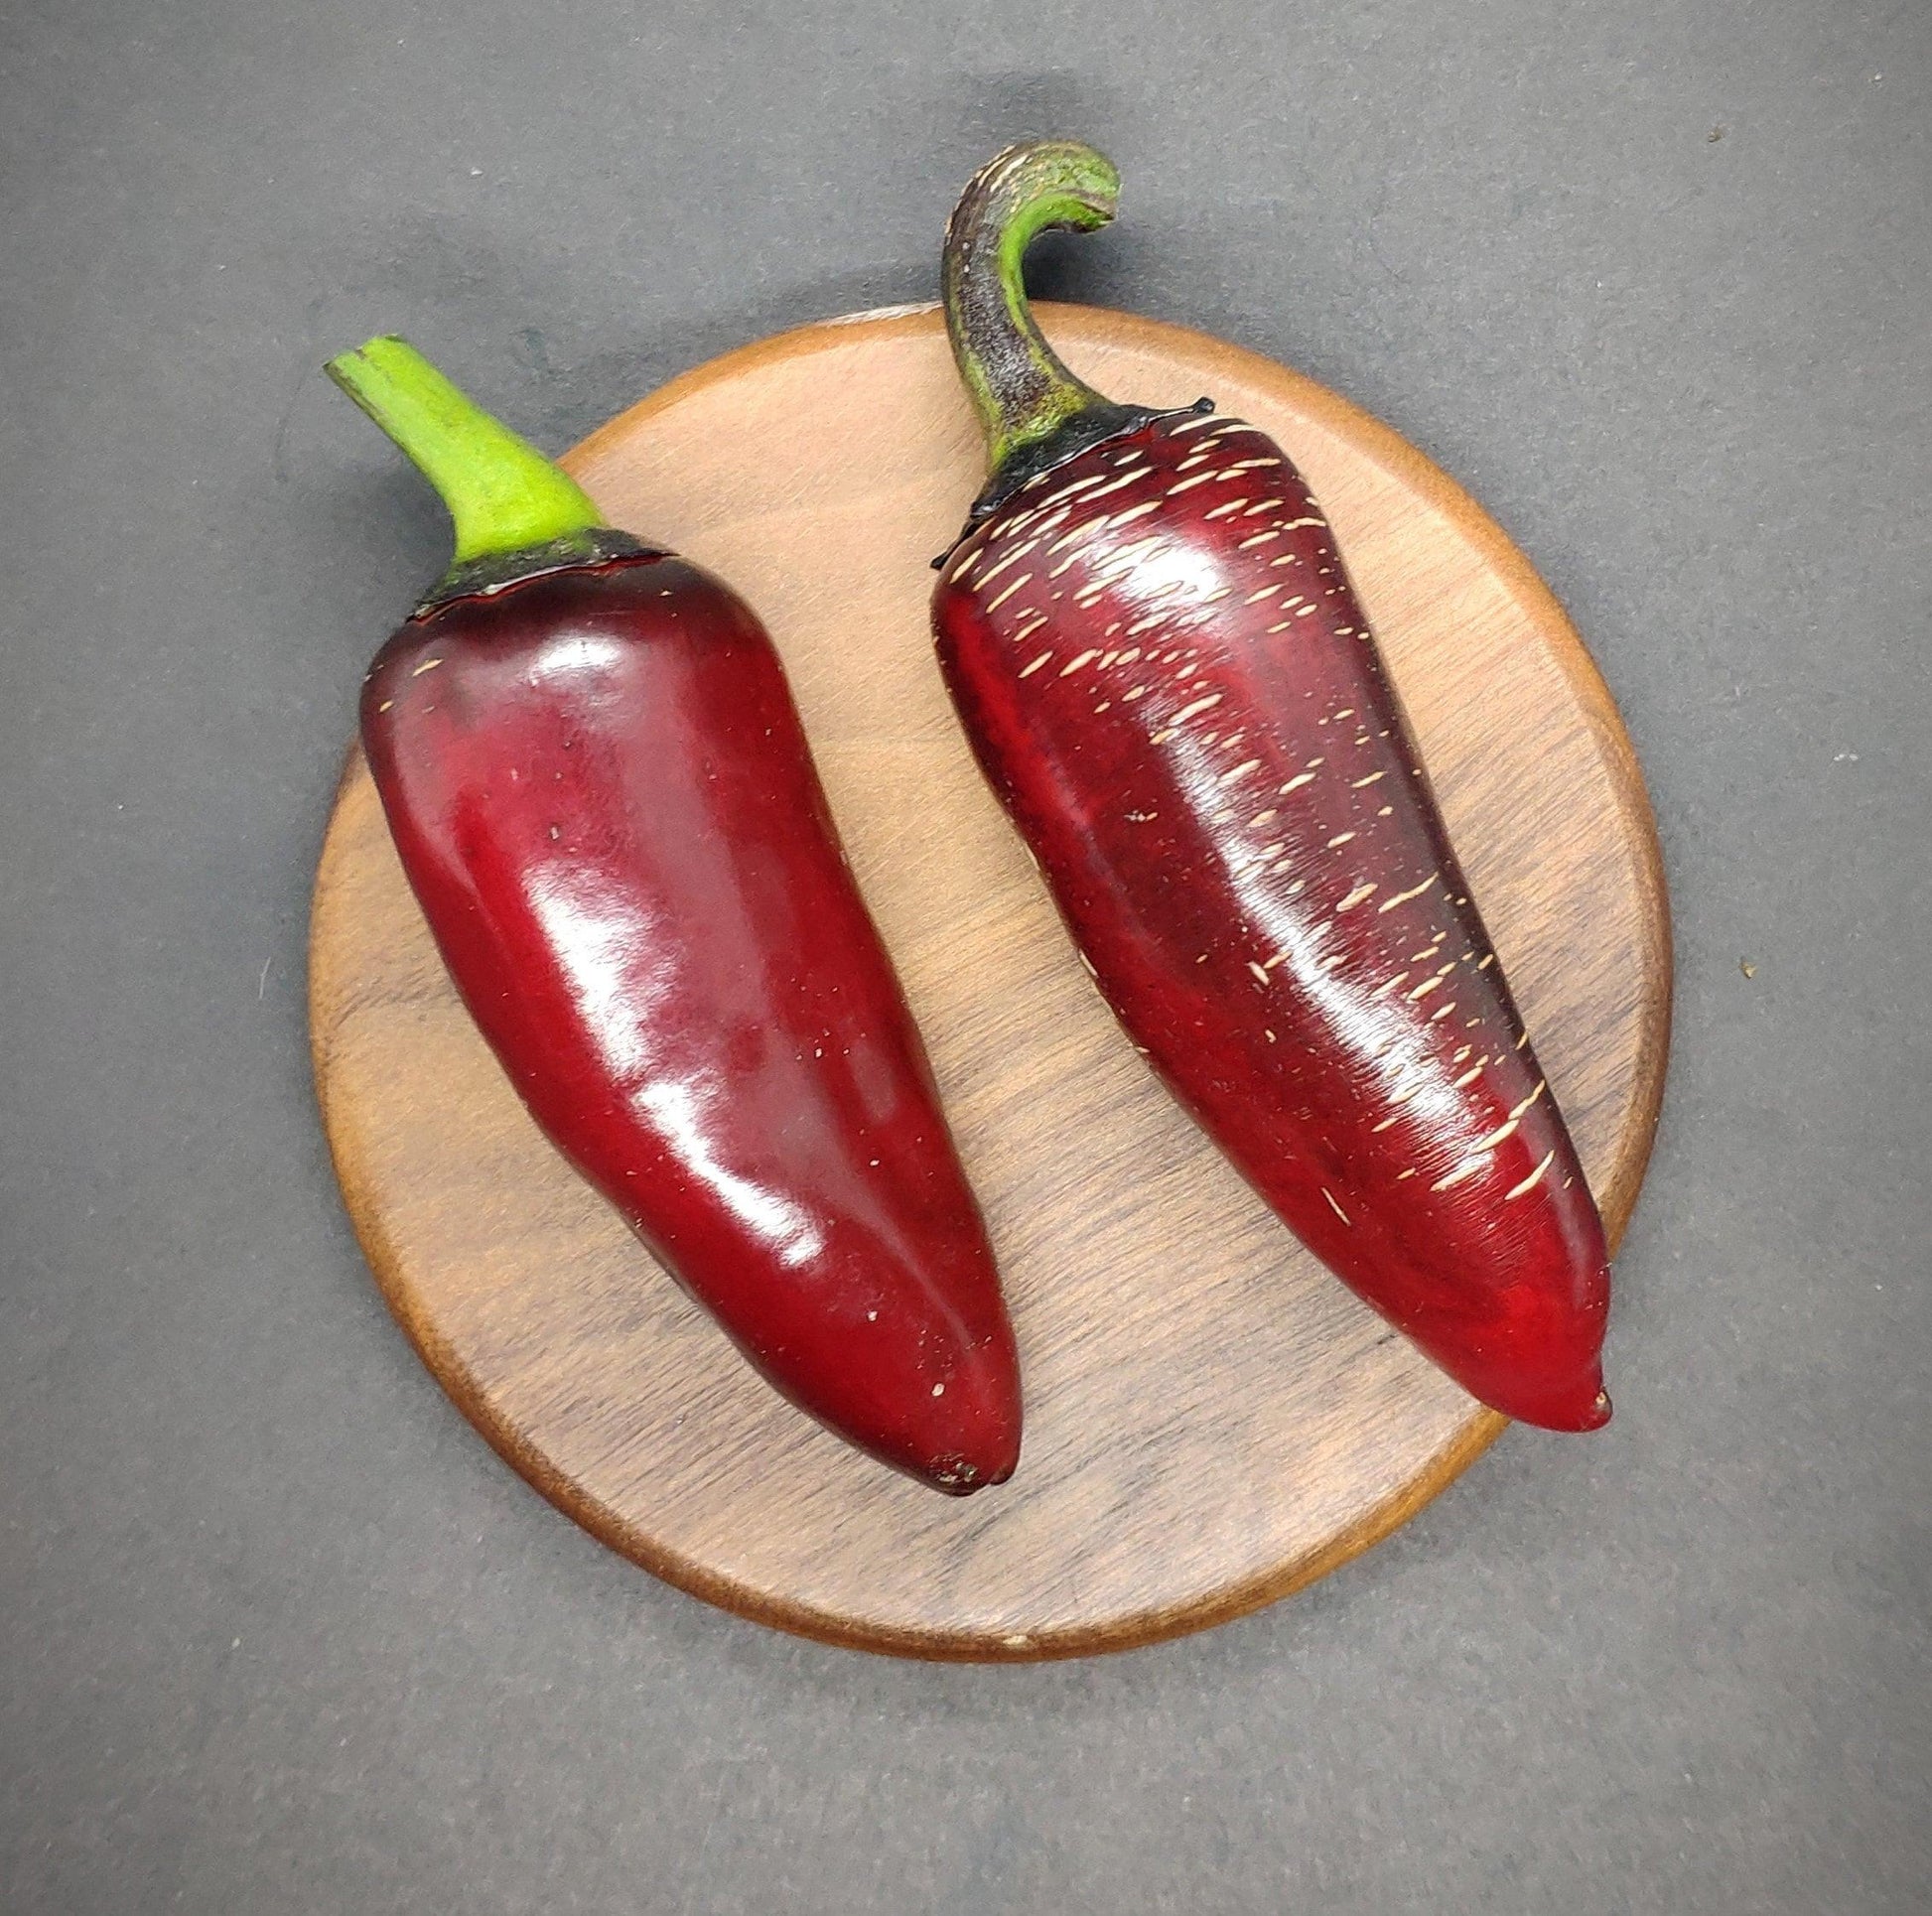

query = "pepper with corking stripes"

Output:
[[929, 144, 1612, 1431], [328, 337, 1022, 1492]]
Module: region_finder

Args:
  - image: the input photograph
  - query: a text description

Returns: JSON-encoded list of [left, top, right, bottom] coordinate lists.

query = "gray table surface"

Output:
[[4, 1, 1926, 1910]]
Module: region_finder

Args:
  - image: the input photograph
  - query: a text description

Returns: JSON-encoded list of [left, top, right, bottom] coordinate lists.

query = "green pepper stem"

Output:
[[325, 336, 603, 565], [940, 141, 1126, 475]]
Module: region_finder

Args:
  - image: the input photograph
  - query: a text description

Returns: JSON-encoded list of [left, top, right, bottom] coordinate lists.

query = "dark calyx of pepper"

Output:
[[324, 336, 662, 613], [938, 138, 1215, 552]]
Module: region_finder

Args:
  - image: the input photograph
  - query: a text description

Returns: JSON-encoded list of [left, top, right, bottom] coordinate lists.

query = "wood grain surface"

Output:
[[309, 304, 1671, 1660]]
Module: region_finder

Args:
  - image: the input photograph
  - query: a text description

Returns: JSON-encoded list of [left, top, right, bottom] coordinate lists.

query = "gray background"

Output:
[[3, 0, 1926, 1909]]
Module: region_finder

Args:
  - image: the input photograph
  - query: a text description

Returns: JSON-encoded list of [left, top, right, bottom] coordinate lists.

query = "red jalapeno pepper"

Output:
[[328, 338, 1022, 1491], [929, 145, 1611, 1432]]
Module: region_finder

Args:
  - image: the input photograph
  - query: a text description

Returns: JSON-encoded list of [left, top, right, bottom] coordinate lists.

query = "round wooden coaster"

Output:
[[310, 304, 1670, 1660]]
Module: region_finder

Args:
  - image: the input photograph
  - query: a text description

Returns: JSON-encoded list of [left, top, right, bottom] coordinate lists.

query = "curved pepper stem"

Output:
[[326, 336, 604, 566], [941, 141, 1130, 472], [938, 142, 1192, 540]]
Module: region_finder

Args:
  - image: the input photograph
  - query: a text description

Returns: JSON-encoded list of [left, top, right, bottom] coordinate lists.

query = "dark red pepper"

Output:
[[329, 338, 1021, 1491], [929, 145, 1611, 1432]]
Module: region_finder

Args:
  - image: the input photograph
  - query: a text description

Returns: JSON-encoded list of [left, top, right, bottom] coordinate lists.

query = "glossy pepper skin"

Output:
[[332, 339, 1021, 1492], [930, 145, 1610, 1431]]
